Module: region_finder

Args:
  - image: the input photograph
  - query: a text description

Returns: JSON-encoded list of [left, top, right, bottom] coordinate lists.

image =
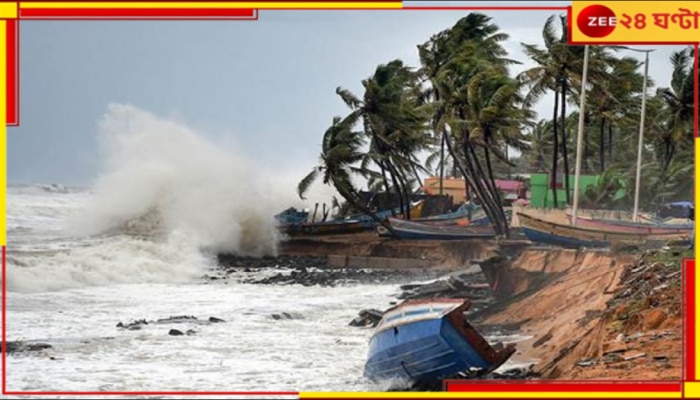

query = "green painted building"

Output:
[[529, 173, 601, 209]]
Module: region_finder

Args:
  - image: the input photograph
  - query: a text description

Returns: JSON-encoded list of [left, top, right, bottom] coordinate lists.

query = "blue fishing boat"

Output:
[[275, 207, 309, 225], [364, 299, 516, 385], [339, 201, 426, 228]]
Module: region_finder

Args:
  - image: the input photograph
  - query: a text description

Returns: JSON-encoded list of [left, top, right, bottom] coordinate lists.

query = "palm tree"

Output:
[[584, 56, 646, 171], [655, 46, 695, 174], [426, 15, 521, 236], [297, 115, 398, 235], [336, 59, 431, 219], [519, 15, 615, 206], [527, 119, 554, 172]]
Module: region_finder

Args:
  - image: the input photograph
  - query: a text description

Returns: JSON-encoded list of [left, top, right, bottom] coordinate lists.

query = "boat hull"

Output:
[[377, 218, 496, 240], [518, 212, 689, 248], [364, 300, 515, 384], [280, 221, 366, 236], [521, 226, 609, 248], [565, 214, 692, 234]]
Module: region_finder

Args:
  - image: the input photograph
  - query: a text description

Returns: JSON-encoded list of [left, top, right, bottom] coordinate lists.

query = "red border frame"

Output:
[[6, 18, 16, 126], [18, 7, 259, 19], [2, 2, 697, 397]]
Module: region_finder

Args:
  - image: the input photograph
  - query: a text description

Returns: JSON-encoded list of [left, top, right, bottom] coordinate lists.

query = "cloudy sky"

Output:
[[9, 1, 688, 185]]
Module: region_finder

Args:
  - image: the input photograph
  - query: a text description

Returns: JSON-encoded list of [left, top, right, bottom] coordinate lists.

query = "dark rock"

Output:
[[397, 273, 492, 301], [349, 309, 385, 327], [271, 312, 303, 320], [216, 254, 442, 287], [3, 341, 52, 354], [169, 329, 184, 336], [156, 316, 197, 324], [116, 319, 148, 330], [209, 317, 225, 323]]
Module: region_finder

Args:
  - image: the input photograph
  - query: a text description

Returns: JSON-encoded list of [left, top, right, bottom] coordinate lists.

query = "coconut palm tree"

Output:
[[519, 15, 617, 206], [655, 46, 696, 174], [336, 59, 432, 219], [297, 115, 398, 235], [429, 24, 521, 236]]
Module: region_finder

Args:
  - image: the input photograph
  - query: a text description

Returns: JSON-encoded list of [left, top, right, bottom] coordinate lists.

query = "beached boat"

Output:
[[279, 220, 366, 236], [274, 207, 309, 225], [340, 200, 426, 228], [364, 298, 516, 385], [377, 218, 496, 240], [564, 213, 692, 235], [518, 213, 690, 248], [417, 203, 471, 221], [469, 209, 512, 226]]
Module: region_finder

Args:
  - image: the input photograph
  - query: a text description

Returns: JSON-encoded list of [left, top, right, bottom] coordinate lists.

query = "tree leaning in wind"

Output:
[[419, 13, 528, 237], [297, 114, 399, 236], [335, 60, 432, 221], [297, 60, 430, 236]]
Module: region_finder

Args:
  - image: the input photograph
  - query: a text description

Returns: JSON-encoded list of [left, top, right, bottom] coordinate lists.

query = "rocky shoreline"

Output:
[[214, 254, 447, 286]]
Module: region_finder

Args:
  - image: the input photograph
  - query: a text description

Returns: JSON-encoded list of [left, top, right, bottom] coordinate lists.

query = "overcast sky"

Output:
[[9, 1, 688, 185]]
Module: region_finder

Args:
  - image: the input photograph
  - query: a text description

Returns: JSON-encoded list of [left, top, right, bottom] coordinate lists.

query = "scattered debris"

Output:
[[576, 359, 597, 367], [623, 353, 646, 361], [397, 273, 492, 301]]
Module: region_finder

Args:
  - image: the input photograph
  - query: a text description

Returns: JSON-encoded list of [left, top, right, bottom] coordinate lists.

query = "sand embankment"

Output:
[[278, 232, 683, 380]]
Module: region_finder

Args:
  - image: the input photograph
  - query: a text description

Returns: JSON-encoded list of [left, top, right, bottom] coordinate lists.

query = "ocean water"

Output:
[[4, 105, 526, 396]]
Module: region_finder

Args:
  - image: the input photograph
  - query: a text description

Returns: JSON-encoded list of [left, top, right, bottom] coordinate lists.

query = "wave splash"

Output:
[[75, 103, 282, 256], [7, 104, 311, 293]]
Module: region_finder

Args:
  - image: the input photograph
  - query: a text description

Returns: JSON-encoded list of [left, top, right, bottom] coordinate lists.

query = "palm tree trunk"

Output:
[[334, 182, 399, 237], [439, 130, 446, 195], [482, 144, 510, 236], [464, 143, 507, 237], [560, 78, 571, 205], [608, 124, 613, 163], [599, 118, 605, 172], [386, 164, 405, 219], [380, 164, 391, 196], [551, 88, 560, 208], [444, 129, 501, 234], [393, 164, 414, 220], [411, 163, 423, 190]]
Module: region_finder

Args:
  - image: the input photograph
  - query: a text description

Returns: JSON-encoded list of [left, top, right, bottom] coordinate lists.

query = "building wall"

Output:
[[529, 173, 599, 209], [423, 177, 469, 203]]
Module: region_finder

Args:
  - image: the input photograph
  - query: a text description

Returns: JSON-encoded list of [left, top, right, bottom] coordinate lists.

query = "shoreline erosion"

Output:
[[214, 234, 685, 384]]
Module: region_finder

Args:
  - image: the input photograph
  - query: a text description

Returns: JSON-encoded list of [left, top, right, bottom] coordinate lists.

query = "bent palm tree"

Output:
[[297, 116, 398, 236]]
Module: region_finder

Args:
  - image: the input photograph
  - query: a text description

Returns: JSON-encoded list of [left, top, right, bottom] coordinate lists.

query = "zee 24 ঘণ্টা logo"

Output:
[[577, 3, 700, 38]]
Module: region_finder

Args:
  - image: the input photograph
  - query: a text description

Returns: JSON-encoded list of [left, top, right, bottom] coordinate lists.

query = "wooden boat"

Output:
[[469, 209, 512, 226], [364, 298, 515, 384], [339, 200, 426, 228], [518, 213, 690, 248], [377, 218, 496, 240], [274, 207, 309, 225], [416, 216, 470, 226], [279, 220, 366, 236], [565, 213, 692, 235], [418, 203, 471, 221]]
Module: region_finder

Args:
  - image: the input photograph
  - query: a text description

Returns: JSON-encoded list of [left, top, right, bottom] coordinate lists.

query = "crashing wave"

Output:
[[35, 183, 69, 193]]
